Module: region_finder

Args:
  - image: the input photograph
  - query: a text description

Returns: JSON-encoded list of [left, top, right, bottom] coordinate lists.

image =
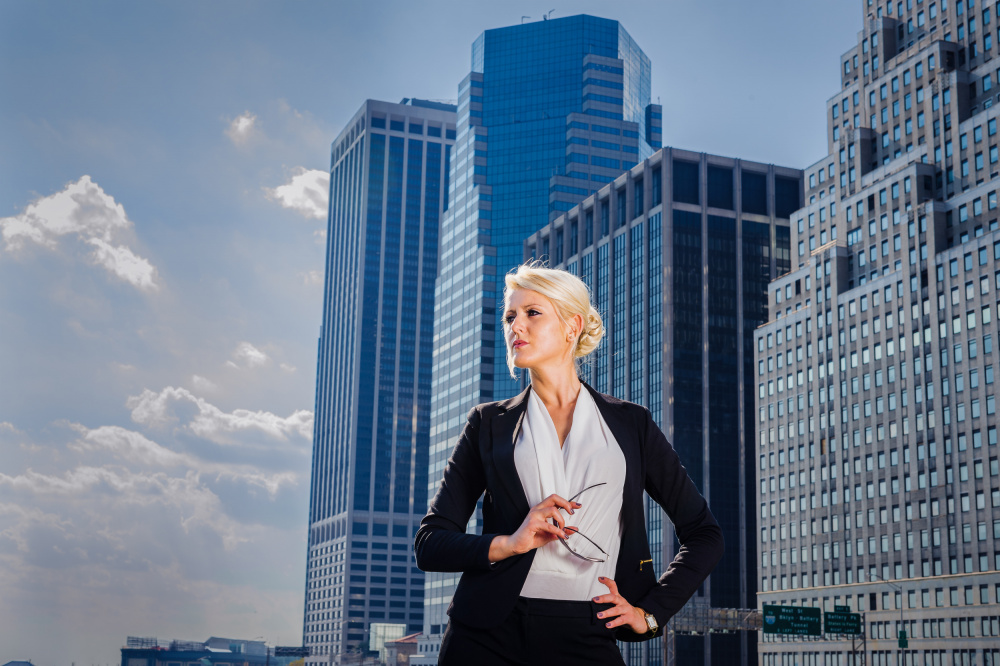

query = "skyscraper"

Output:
[[419, 15, 660, 662], [527, 148, 802, 666], [755, 1, 1000, 664], [304, 98, 456, 665]]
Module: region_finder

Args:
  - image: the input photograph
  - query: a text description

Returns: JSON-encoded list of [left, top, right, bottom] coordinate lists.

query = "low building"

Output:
[[121, 637, 308, 666], [383, 633, 419, 665]]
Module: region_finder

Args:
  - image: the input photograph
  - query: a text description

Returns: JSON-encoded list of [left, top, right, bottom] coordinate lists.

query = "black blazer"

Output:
[[414, 383, 724, 642]]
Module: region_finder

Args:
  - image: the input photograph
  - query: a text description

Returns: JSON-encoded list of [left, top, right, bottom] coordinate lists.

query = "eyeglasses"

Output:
[[554, 482, 608, 563]]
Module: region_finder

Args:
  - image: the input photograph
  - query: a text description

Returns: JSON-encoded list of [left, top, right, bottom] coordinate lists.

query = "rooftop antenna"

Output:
[[521, 15, 530, 23]]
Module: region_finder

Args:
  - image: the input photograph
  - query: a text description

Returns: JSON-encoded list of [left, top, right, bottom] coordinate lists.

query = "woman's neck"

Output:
[[528, 365, 582, 408]]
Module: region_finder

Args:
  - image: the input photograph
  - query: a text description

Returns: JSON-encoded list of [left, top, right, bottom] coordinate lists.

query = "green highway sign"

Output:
[[762, 604, 822, 636], [824, 611, 862, 635], [834, 605, 851, 612], [898, 629, 908, 649]]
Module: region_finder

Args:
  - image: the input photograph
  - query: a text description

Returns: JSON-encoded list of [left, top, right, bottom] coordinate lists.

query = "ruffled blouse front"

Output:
[[513, 385, 627, 600]]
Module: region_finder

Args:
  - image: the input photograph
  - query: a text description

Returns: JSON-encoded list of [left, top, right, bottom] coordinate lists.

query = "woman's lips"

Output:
[[513, 341, 527, 349]]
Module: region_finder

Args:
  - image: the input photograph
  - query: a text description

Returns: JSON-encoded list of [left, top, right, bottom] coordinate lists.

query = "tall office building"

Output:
[[304, 98, 456, 665], [755, 1, 1000, 664], [418, 14, 660, 663], [527, 148, 802, 666]]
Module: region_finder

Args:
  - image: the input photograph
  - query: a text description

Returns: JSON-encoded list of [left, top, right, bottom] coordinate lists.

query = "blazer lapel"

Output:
[[583, 383, 641, 523], [491, 386, 532, 517]]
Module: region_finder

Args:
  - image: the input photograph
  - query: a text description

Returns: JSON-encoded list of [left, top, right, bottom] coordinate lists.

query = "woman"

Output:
[[414, 263, 724, 665]]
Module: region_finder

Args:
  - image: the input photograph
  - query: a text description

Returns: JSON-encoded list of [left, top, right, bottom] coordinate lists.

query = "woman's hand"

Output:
[[488, 494, 581, 562], [593, 576, 648, 634]]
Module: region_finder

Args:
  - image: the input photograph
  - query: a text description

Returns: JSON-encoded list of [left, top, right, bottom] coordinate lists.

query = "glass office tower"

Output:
[[755, 1, 1000, 664], [418, 14, 660, 664], [528, 148, 802, 666], [303, 98, 455, 665]]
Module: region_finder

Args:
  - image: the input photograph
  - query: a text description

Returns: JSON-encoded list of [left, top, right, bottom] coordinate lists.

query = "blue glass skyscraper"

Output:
[[304, 98, 455, 665], [418, 14, 660, 664]]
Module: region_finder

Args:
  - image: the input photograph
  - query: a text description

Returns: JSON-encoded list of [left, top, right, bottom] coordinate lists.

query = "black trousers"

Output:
[[439, 596, 628, 666]]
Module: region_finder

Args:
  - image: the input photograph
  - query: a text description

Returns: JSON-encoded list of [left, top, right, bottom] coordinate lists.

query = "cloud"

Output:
[[0, 175, 159, 291], [265, 167, 329, 220], [0, 465, 247, 550], [299, 269, 322, 286], [126, 386, 313, 445], [232, 341, 269, 368], [86, 237, 158, 291], [279, 363, 296, 373], [0, 421, 21, 434], [225, 111, 258, 145], [66, 423, 298, 496], [191, 374, 218, 393]]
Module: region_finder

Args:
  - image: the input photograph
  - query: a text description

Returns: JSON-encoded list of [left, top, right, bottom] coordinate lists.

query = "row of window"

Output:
[[762, 518, 1000, 566], [762, 551, 1000, 592]]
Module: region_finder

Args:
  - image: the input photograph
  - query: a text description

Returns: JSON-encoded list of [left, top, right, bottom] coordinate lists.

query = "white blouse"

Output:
[[513, 385, 627, 600]]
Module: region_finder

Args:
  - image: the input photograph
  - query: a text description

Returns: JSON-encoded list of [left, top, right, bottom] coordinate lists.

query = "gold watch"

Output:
[[635, 606, 658, 635]]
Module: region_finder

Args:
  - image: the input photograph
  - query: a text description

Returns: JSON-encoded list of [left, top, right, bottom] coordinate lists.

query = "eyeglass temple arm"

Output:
[[566, 481, 607, 503]]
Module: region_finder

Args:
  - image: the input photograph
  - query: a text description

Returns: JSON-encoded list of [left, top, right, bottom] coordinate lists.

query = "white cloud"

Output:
[[66, 423, 298, 495], [126, 386, 313, 445], [191, 374, 218, 393], [86, 237, 158, 291], [0, 465, 247, 550], [265, 167, 329, 220], [233, 341, 269, 368], [299, 269, 322, 286], [0, 175, 159, 291], [225, 111, 258, 145]]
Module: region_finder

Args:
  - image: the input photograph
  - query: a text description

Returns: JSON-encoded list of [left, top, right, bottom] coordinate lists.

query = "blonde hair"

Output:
[[501, 261, 605, 378]]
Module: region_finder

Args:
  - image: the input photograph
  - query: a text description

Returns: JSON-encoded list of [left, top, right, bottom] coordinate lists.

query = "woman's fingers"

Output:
[[602, 604, 635, 629], [599, 575, 620, 596], [541, 506, 565, 529], [538, 493, 579, 514]]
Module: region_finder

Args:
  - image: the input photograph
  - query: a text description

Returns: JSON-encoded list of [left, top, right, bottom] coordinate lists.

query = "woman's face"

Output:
[[503, 288, 580, 373]]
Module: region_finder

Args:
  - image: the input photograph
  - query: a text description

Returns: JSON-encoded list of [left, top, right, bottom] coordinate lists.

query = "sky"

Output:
[[0, 1, 860, 663]]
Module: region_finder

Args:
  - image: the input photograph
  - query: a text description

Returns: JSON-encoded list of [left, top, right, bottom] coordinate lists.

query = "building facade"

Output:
[[419, 14, 660, 663], [527, 148, 802, 666], [304, 98, 456, 664], [754, 1, 1000, 664], [121, 636, 308, 666]]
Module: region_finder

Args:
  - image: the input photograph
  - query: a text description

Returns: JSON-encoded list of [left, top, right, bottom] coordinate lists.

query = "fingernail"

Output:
[[593, 597, 600, 602], [605, 622, 612, 628], [596, 612, 603, 618]]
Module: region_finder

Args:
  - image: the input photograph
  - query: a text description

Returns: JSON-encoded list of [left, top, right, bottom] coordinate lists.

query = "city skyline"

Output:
[[1, 2, 856, 665]]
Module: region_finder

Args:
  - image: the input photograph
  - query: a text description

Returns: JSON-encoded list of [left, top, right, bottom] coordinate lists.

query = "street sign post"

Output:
[[762, 605, 822, 636], [824, 610, 862, 635]]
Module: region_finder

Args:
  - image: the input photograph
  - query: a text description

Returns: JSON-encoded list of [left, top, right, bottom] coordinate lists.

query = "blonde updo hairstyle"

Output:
[[502, 261, 605, 379]]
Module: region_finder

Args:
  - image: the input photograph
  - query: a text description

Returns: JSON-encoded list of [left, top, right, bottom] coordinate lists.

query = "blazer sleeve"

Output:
[[413, 406, 498, 572], [634, 406, 725, 627]]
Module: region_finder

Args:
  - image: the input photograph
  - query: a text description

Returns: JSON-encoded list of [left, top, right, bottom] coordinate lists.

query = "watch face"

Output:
[[645, 614, 658, 631]]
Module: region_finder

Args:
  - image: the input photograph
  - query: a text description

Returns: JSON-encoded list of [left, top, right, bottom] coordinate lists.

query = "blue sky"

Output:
[[0, 1, 858, 663]]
